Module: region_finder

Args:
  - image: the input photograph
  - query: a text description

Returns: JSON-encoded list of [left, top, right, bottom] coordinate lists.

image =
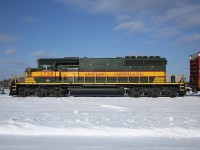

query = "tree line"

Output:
[[0, 79, 10, 89]]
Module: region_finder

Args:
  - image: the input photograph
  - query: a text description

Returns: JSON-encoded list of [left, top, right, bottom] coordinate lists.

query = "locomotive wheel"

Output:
[[164, 88, 177, 97], [130, 89, 140, 97], [36, 88, 42, 97], [169, 89, 178, 97], [151, 88, 160, 97], [178, 91, 185, 97], [146, 89, 153, 97], [18, 87, 27, 97], [19, 90, 25, 97]]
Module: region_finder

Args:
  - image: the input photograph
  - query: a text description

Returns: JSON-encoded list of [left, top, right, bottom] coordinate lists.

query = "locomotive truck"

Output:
[[10, 56, 186, 97]]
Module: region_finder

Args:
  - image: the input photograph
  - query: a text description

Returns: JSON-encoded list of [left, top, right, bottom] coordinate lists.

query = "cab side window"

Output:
[[42, 64, 51, 70]]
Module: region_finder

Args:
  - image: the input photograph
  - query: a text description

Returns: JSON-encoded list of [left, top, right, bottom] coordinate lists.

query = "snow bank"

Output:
[[1, 92, 200, 140], [1, 122, 200, 138]]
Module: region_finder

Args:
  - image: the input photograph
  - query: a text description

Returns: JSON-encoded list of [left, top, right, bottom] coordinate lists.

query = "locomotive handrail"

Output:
[[84, 74, 86, 83]]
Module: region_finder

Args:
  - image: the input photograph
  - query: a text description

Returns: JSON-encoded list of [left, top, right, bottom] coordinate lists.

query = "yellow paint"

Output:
[[25, 77, 36, 83], [62, 71, 165, 77], [27, 71, 165, 78], [31, 71, 59, 77], [26, 71, 165, 77], [153, 77, 165, 83], [24, 71, 165, 83]]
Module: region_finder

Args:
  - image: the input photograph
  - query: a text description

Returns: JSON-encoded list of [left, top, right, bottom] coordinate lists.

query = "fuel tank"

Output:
[[69, 88, 124, 96]]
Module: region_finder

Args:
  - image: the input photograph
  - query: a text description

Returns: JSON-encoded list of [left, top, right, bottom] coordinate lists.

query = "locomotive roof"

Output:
[[37, 56, 165, 61], [37, 56, 166, 65], [37, 57, 79, 64]]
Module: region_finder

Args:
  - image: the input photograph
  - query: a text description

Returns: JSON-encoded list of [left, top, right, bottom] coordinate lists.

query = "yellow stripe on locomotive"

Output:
[[24, 70, 166, 84]]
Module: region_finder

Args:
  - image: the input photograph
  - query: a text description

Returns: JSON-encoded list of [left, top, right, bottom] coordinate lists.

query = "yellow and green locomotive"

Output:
[[10, 56, 186, 97]]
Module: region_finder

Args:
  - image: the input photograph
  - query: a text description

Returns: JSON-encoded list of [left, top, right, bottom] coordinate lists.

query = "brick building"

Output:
[[190, 52, 200, 91]]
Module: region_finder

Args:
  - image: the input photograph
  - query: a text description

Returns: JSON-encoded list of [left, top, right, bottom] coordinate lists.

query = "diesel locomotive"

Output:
[[10, 56, 186, 97]]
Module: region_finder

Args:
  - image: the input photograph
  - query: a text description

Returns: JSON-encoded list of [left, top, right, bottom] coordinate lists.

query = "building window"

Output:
[[42, 64, 51, 70]]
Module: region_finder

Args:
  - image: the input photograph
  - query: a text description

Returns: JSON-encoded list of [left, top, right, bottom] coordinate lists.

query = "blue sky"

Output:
[[0, 0, 200, 81]]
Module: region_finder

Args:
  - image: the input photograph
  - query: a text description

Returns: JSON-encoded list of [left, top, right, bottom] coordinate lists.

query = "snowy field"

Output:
[[0, 89, 200, 150]]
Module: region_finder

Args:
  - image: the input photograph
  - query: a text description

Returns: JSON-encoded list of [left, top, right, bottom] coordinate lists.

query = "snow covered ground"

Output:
[[0, 89, 200, 150]]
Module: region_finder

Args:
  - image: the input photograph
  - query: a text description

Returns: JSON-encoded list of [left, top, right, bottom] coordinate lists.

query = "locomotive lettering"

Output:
[[85, 72, 144, 77], [40, 72, 54, 77]]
